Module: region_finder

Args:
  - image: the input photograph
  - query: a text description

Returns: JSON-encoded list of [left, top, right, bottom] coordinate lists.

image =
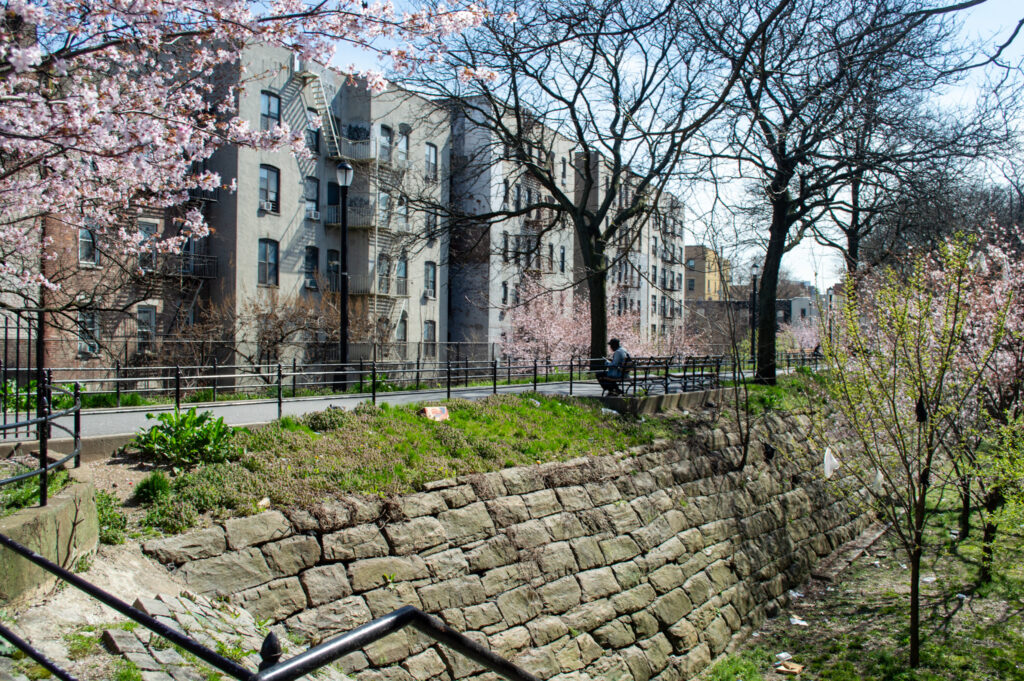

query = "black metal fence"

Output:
[[0, 532, 540, 681], [0, 370, 82, 504]]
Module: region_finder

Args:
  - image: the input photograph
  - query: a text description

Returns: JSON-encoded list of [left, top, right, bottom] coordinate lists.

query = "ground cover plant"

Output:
[[707, 501, 1024, 680], [127, 393, 680, 535]]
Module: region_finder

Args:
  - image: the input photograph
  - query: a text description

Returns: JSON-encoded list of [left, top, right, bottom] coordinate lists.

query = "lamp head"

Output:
[[335, 161, 354, 188]]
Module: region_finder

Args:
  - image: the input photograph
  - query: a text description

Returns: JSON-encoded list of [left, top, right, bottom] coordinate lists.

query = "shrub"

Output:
[[95, 490, 127, 545], [133, 471, 171, 504], [131, 408, 236, 471], [143, 497, 198, 534]]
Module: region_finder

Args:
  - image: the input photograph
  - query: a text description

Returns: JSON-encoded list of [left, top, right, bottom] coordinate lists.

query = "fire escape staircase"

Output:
[[292, 58, 343, 161]]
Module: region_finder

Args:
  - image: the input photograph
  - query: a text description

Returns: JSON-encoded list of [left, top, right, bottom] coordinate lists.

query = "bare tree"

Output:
[[404, 0, 794, 364], [694, 0, 993, 383]]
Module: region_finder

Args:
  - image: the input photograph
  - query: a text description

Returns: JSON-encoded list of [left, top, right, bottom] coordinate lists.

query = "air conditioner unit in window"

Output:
[[424, 288, 436, 299], [259, 201, 275, 212], [306, 209, 321, 221]]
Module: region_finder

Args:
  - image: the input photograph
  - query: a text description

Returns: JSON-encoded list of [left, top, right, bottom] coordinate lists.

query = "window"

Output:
[[425, 211, 437, 237], [514, 184, 522, 211], [502, 180, 510, 208], [259, 165, 280, 212], [327, 249, 340, 290], [424, 261, 437, 298], [561, 157, 567, 183], [397, 130, 409, 164], [78, 311, 99, 355], [304, 176, 319, 216], [137, 306, 156, 353], [305, 108, 320, 152], [502, 281, 508, 305], [502, 232, 509, 262], [548, 243, 554, 271], [425, 142, 438, 181], [396, 254, 408, 295], [78, 228, 97, 265], [686, 258, 695, 269], [652, 238, 657, 255], [327, 182, 340, 207], [258, 238, 279, 286], [396, 197, 408, 230], [260, 92, 280, 131], [560, 246, 566, 273], [652, 266, 657, 285], [379, 125, 393, 162], [651, 295, 657, 310], [377, 254, 390, 293], [677, 273, 682, 290], [396, 315, 408, 342], [687, 278, 695, 291], [377, 191, 390, 226], [423, 320, 437, 356], [304, 246, 319, 289], [138, 221, 157, 270]]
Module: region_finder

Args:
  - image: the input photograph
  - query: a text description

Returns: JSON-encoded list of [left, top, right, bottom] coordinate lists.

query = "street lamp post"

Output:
[[750, 262, 759, 371], [336, 161, 354, 384]]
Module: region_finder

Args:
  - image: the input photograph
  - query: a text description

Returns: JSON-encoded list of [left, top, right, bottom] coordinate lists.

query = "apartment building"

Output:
[[448, 104, 577, 359], [683, 245, 731, 302], [576, 154, 687, 346], [203, 44, 451, 364]]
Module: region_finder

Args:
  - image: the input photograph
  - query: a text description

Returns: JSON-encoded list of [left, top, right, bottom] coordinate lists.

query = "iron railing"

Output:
[[0, 371, 82, 504], [0, 533, 540, 681]]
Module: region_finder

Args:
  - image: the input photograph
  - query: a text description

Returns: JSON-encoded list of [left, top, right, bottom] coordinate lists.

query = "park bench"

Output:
[[668, 355, 724, 392], [600, 355, 673, 396]]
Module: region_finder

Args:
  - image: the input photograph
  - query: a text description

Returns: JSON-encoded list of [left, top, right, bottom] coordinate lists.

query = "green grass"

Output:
[[714, 499, 1024, 681], [64, 632, 100, 660], [132, 393, 683, 534], [1, 469, 70, 517]]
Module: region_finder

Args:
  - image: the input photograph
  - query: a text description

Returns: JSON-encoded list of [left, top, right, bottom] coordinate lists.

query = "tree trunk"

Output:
[[755, 196, 790, 384], [958, 476, 971, 541], [587, 257, 609, 371], [909, 539, 922, 668], [979, 487, 1004, 584]]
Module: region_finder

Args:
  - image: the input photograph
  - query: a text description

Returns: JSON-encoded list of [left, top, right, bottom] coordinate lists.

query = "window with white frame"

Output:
[[79, 227, 97, 265], [259, 165, 280, 212], [137, 305, 156, 353], [305, 108, 320, 152], [304, 177, 319, 216], [379, 125, 393, 162], [260, 92, 280, 131], [258, 238, 279, 286], [425, 142, 438, 181], [423, 320, 437, 356], [424, 261, 437, 298], [78, 311, 99, 355], [138, 221, 157, 270]]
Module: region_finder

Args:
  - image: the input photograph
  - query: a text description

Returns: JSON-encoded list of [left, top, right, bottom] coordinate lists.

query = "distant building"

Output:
[[683, 246, 731, 302]]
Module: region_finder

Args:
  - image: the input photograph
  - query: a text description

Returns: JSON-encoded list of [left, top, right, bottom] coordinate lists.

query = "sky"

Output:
[[327, 0, 1023, 294]]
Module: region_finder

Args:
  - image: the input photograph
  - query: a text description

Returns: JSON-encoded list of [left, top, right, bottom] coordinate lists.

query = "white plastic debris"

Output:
[[956, 593, 968, 600], [789, 616, 809, 627], [900, 563, 908, 570], [824, 447, 840, 478], [528, 398, 541, 407], [776, 652, 793, 662], [872, 469, 885, 493], [788, 590, 804, 599], [873, 560, 881, 567], [922, 576, 936, 583], [601, 408, 620, 416]]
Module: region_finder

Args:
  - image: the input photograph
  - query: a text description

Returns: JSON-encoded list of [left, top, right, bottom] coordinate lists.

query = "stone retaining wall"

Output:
[[143, 413, 868, 681]]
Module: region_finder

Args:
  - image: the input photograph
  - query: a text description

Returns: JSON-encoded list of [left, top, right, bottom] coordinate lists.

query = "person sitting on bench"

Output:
[[598, 338, 629, 395]]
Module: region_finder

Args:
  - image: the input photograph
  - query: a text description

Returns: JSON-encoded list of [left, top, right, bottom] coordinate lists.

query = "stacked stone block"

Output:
[[143, 414, 868, 681]]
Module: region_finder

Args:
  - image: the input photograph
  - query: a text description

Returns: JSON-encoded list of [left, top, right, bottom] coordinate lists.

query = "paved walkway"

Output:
[[49, 379, 608, 438]]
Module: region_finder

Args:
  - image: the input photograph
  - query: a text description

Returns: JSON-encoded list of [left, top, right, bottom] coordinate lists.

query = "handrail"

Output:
[[0, 532, 542, 681]]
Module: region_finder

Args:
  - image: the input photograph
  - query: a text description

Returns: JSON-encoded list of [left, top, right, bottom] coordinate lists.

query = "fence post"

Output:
[[277, 363, 283, 420], [416, 356, 421, 388], [545, 356, 550, 383], [359, 359, 364, 392], [533, 360, 538, 392], [664, 358, 670, 393], [115, 360, 121, 408], [37, 371, 48, 507], [292, 358, 298, 398], [212, 358, 218, 403], [569, 357, 574, 396], [492, 360, 498, 394], [507, 357, 511, 385], [73, 383, 81, 468], [174, 365, 181, 411], [372, 361, 377, 405], [464, 359, 469, 388], [446, 361, 451, 400]]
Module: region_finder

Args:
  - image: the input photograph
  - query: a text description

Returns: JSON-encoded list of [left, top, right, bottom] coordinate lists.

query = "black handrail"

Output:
[[0, 378, 81, 506], [0, 532, 541, 681]]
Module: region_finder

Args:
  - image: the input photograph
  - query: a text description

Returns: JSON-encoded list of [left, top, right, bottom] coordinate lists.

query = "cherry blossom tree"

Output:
[[0, 0, 491, 309]]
